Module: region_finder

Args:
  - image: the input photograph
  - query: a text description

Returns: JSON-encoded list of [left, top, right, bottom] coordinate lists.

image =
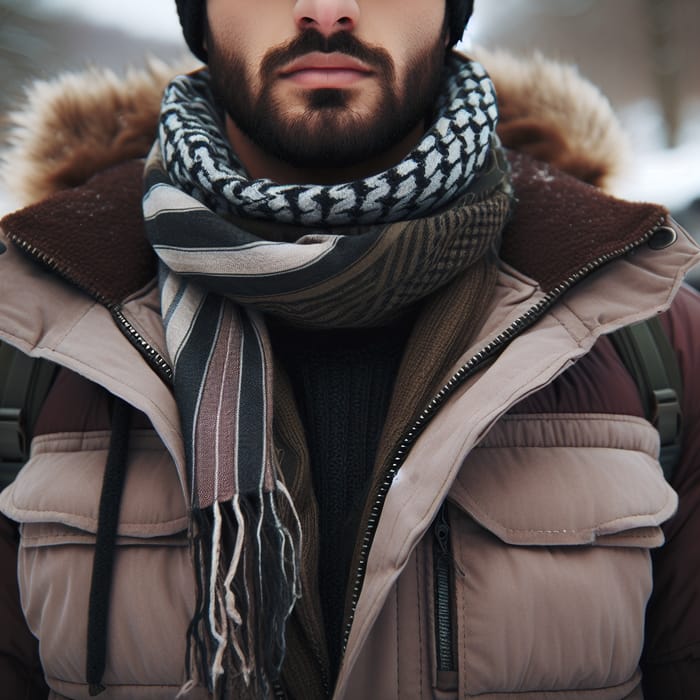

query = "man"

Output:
[[1, 0, 699, 698]]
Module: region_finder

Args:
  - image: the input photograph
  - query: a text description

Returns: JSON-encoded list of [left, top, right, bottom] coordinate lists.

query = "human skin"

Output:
[[204, 0, 450, 184]]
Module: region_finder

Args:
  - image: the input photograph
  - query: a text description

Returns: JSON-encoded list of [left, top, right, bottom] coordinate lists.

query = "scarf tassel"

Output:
[[181, 484, 302, 698]]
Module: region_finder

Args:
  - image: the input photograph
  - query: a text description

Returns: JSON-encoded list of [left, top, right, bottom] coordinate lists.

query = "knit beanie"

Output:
[[176, 0, 475, 62]]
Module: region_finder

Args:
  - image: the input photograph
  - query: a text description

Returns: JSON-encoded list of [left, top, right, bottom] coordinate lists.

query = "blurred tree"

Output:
[[472, 0, 699, 149], [644, 0, 683, 147]]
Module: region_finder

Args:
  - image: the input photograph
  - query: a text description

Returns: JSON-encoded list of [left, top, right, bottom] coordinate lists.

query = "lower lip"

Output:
[[283, 69, 371, 89]]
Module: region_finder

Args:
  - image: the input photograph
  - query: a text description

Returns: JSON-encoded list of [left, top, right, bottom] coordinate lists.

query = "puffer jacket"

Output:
[[1, 51, 700, 700]]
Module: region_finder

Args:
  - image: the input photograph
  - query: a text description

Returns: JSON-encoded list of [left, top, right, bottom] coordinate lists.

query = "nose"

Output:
[[293, 0, 360, 36]]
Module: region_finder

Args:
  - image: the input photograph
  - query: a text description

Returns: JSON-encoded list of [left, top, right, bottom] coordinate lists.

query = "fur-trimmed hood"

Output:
[[0, 49, 629, 208]]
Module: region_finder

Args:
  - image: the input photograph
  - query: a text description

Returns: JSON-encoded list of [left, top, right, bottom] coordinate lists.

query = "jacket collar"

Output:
[[502, 151, 669, 294], [0, 159, 153, 309]]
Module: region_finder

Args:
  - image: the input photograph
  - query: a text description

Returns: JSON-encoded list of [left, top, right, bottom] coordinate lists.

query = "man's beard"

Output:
[[207, 28, 447, 169]]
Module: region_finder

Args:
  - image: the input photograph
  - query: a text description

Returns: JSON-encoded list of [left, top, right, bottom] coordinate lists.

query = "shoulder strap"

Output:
[[0, 341, 58, 489], [609, 317, 683, 481]]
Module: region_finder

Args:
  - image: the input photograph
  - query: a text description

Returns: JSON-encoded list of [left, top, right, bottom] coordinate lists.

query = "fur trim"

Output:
[[472, 48, 629, 191], [1, 58, 196, 206], [1, 50, 629, 206]]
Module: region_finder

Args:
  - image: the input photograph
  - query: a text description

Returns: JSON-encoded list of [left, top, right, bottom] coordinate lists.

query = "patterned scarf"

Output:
[[144, 54, 509, 697], [158, 54, 499, 226]]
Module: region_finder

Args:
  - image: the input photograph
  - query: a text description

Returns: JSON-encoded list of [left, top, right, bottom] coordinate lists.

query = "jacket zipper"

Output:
[[340, 220, 665, 659], [111, 308, 173, 383], [433, 504, 455, 677]]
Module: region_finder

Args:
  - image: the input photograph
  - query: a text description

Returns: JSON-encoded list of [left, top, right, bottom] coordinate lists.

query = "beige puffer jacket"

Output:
[[1, 51, 699, 700]]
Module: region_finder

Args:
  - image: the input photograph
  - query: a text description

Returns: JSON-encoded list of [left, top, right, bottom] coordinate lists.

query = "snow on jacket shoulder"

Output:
[[1, 50, 700, 700]]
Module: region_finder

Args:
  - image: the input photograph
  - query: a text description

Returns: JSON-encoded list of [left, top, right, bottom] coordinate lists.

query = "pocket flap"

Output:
[[448, 414, 677, 547], [0, 430, 188, 538]]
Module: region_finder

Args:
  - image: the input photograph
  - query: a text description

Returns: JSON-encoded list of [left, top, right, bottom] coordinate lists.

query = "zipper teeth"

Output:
[[341, 223, 664, 655], [434, 562, 452, 670], [435, 573, 452, 670], [113, 309, 174, 383], [433, 506, 453, 672], [9, 234, 174, 383]]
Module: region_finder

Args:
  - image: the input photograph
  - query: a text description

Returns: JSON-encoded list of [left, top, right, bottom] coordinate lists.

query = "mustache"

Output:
[[260, 29, 395, 80]]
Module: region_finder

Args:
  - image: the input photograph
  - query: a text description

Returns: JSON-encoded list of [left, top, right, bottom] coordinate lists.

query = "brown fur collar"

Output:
[[0, 50, 628, 207]]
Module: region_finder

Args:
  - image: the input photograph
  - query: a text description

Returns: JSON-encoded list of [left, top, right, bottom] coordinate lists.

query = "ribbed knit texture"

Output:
[[269, 318, 413, 677]]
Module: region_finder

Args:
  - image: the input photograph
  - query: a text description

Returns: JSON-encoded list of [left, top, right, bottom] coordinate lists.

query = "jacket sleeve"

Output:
[[0, 513, 49, 700], [642, 283, 700, 697]]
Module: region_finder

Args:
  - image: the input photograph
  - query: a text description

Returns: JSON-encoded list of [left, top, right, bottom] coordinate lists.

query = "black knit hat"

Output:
[[176, 0, 475, 62]]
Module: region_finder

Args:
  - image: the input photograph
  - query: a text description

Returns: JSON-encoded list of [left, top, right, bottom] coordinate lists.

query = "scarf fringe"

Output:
[[183, 485, 302, 698]]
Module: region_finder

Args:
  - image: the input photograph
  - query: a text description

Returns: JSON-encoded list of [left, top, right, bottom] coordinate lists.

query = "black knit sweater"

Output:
[[270, 319, 412, 677]]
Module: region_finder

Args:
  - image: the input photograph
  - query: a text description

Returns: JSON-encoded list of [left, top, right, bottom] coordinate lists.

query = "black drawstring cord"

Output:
[[86, 396, 133, 696]]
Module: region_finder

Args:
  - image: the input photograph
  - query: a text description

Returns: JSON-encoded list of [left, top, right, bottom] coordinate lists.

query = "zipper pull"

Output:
[[433, 503, 464, 577], [434, 504, 450, 555]]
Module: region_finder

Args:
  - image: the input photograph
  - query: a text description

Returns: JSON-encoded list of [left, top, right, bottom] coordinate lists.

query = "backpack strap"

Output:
[[0, 341, 58, 489], [610, 317, 683, 481]]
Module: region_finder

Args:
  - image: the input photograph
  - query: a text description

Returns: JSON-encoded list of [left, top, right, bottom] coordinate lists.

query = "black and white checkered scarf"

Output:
[[144, 53, 508, 697], [158, 54, 499, 226]]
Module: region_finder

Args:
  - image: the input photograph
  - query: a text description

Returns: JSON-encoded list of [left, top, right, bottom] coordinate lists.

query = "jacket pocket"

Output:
[[0, 430, 194, 699], [437, 413, 677, 699]]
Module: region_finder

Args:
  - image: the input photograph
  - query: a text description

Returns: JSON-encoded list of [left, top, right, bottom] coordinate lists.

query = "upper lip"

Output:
[[279, 52, 373, 76]]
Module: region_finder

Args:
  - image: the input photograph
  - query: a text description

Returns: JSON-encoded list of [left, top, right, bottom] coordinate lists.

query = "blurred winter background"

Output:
[[1, 0, 698, 281]]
